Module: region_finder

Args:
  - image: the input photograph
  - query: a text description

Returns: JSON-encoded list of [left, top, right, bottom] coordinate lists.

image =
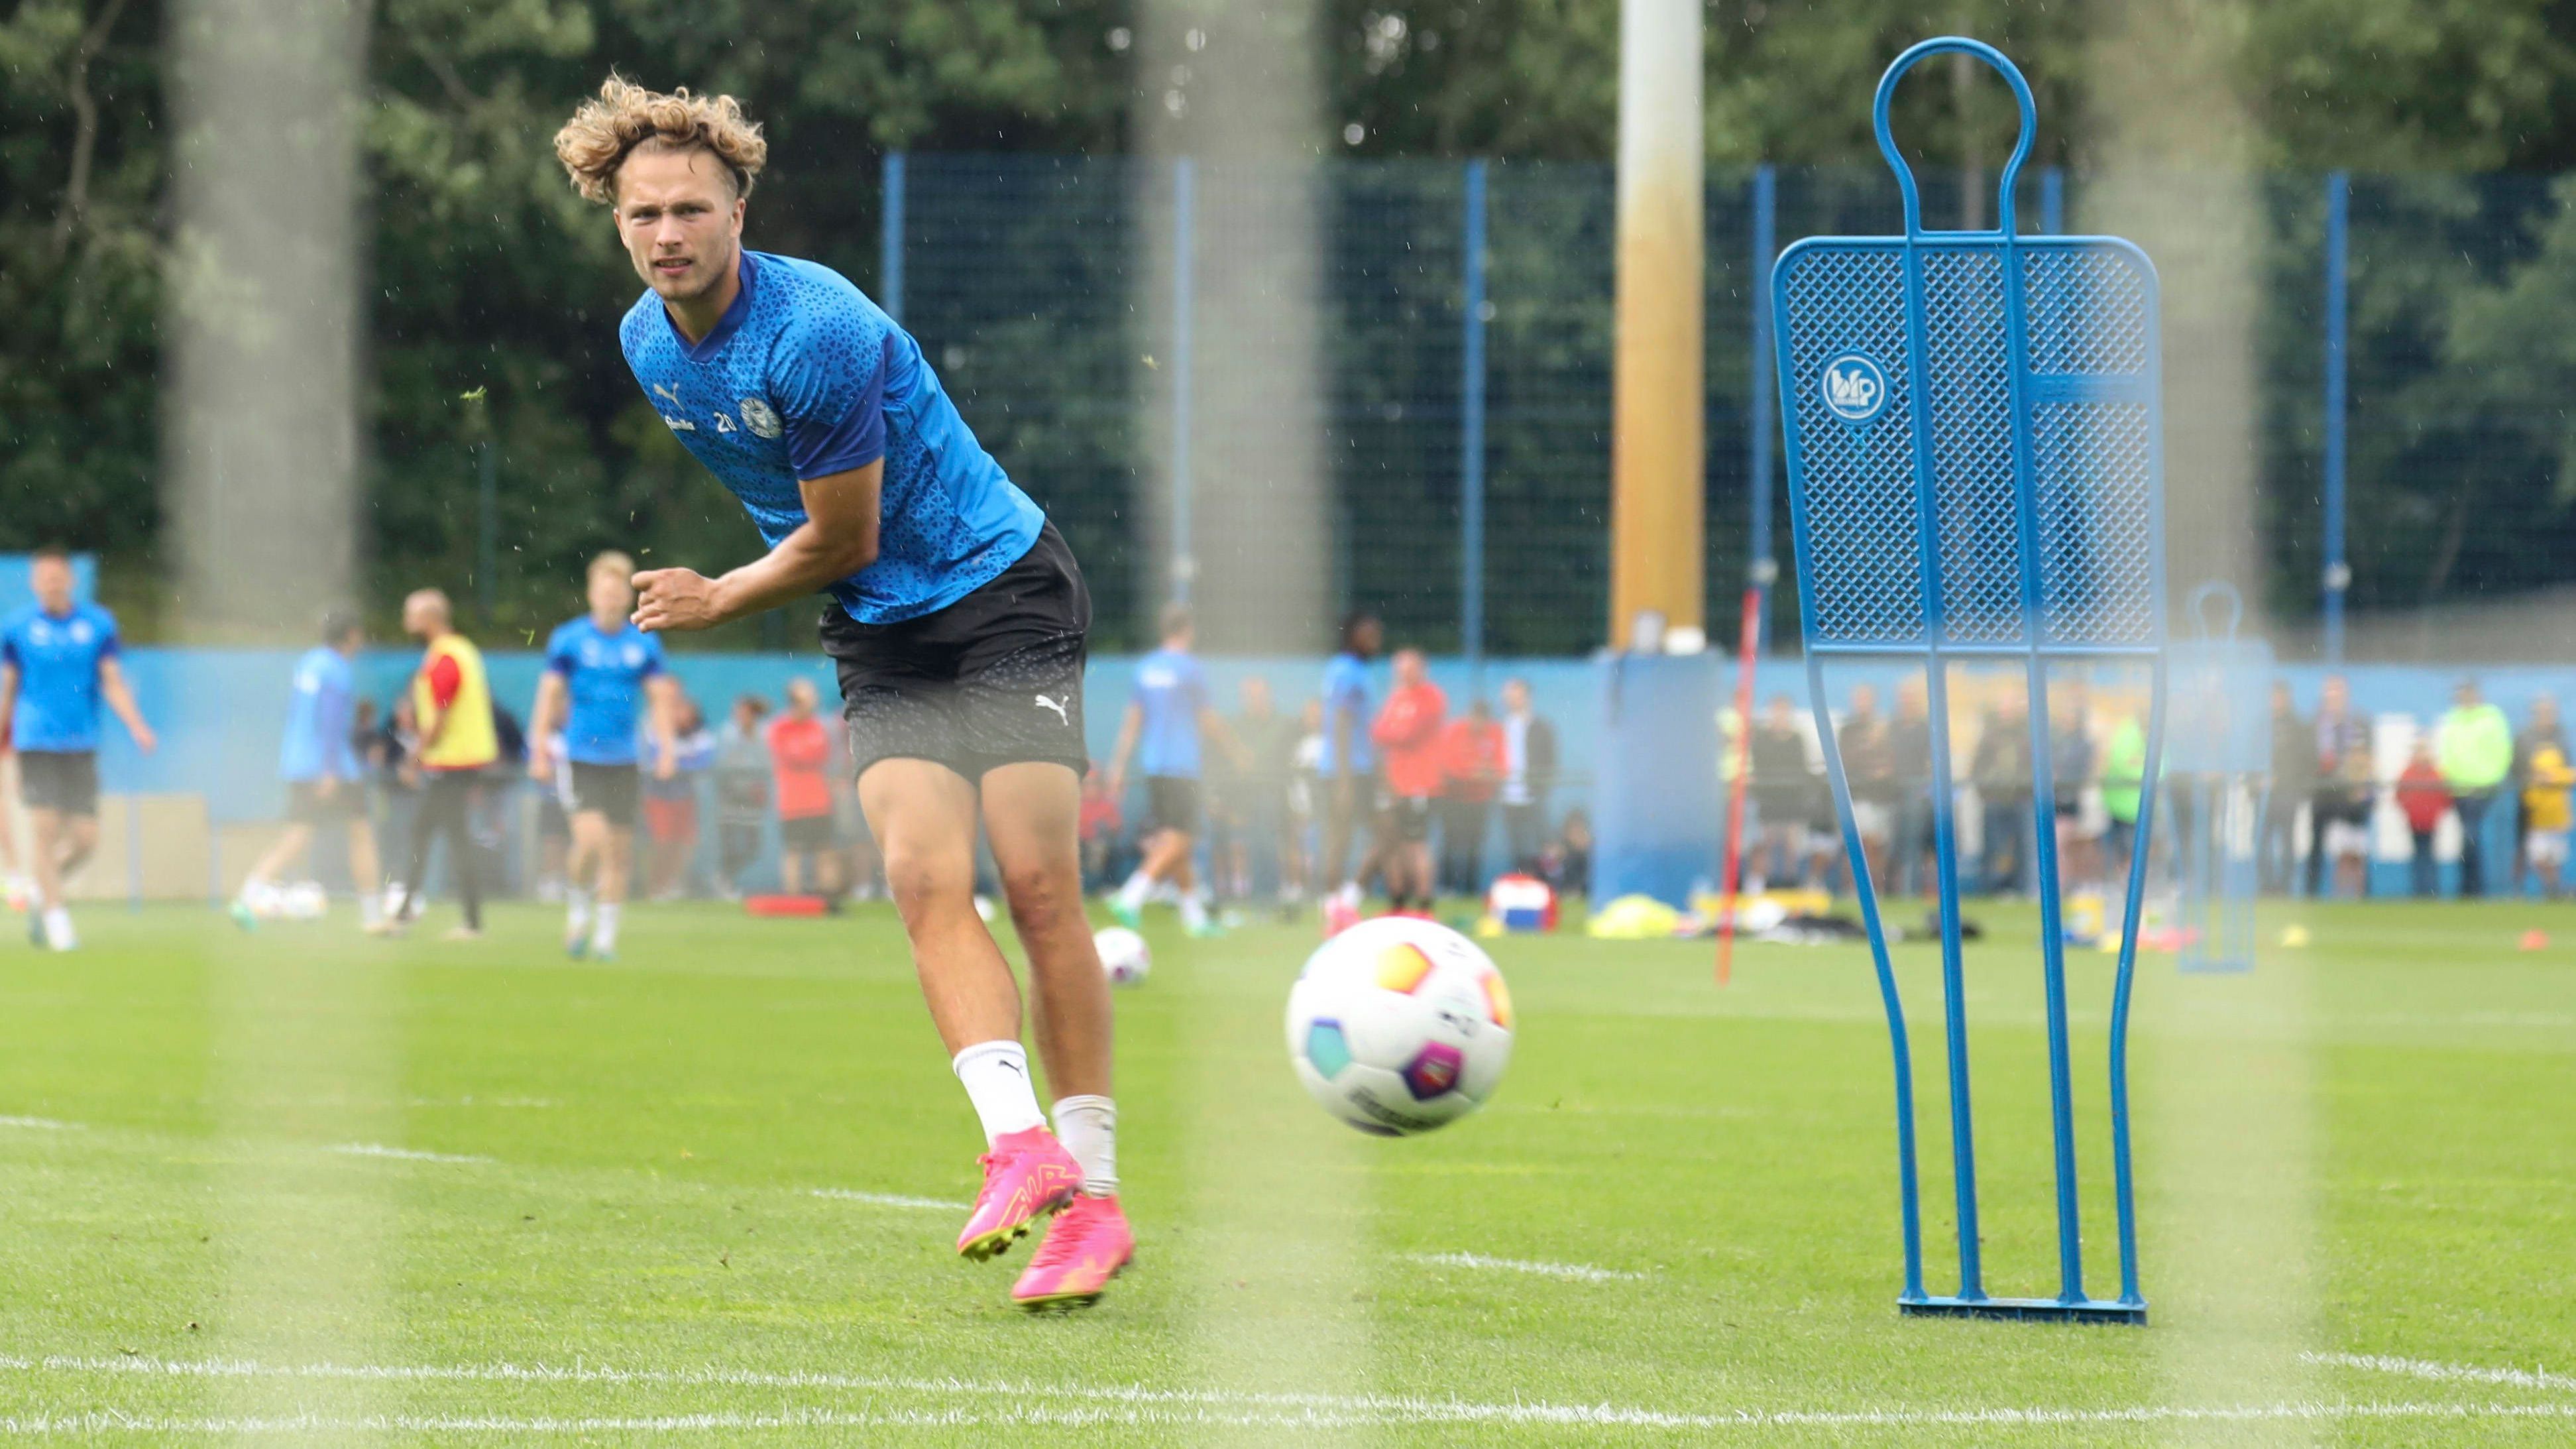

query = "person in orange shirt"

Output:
[[1435, 698, 1507, 896], [1369, 648, 1447, 914], [767, 677, 840, 896]]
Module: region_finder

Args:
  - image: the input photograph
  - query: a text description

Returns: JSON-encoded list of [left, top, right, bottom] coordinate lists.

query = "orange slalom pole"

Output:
[[1716, 587, 1764, 986]]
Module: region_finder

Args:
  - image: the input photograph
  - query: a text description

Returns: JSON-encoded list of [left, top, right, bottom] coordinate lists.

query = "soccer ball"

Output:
[[1093, 925, 1151, 986], [1285, 915, 1514, 1136]]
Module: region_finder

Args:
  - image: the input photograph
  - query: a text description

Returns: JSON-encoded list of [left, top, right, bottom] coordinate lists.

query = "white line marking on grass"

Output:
[[323, 1143, 493, 1165], [2305, 1352, 2576, 1395], [809, 1188, 968, 1210], [1406, 1250, 1646, 1282], [0, 1117, 81, 1131]]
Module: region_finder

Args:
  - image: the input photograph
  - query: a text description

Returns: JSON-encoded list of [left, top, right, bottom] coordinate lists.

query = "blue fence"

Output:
[[871, 157, 2576, 660]]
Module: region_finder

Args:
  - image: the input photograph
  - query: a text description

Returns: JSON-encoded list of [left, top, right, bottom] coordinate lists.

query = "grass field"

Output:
[[0, 896, 2569, 1444]]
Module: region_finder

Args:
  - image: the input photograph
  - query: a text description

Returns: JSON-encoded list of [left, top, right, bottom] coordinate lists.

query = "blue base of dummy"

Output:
[[1589, 652, 1722, 909]]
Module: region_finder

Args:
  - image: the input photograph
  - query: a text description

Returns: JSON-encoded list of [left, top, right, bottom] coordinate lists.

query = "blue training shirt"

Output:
[[1319, 652, 1374, 775], [1, 603, 119, 754], [544, 616, 666, 767], [278, 646, 360, 783], [618, 250, 1045, 624], [1132, 646, 1209, 780]]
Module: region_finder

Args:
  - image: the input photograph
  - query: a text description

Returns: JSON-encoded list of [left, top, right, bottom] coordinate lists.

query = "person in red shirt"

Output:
[[1369, 648, 1447, 913], [2394, 737, 2452, 899], [1435, 698, 1506, 896], [767, 677, 840, 896]]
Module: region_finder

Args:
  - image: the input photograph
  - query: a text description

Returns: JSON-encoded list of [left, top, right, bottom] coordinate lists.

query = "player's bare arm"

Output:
[[646, 673, 681, 778], [0, 662, 17, 743], [97, 656, 154, 754], [1105, 701, 1143, 798], [526, 671, 567, 778], [631, 461, 881, 633]]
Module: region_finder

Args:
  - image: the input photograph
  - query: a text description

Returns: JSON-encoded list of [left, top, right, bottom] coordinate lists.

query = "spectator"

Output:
[[2394, 740, 2451, 898], [834, 713, 881, 901], [2101, 713, 2147, 890], [767, 677, 839, 897], [2310, 675, 2373, 899], [645, 695, 714, 900], [1970, 692, 2032, 896], [1545, 808, 1593, 897], [1496, 678, 1558, 874], [1748, 693, 1817, 893], [1078, 761, 1123, 893], [1887, 678, 1935, 896], [712, 693, 772, 898], [2511, 694, 2564, 894], [1436, 699, 1506, 896], [2263, 682, 2316, 895], [1289, 697, 1325, 899], [2048, 680, 2099, 890], [2523, 734, 2574, 899], [2435, 679, 2512, 898], [1370, 648, 1447, 913], [1225, 676, 1302, 905], [1838, 683, 1895, 888]]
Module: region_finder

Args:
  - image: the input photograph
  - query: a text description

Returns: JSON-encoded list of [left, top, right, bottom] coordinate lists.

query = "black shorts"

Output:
[[780, 814, 836, 852], [1389, 795, 1434, 843], [1147, 776, 1202, 835], [565, 762, 642, 828], [287, 779, 362, 826], [822, 522, 1091, 782], [17, 750, 98, 817]]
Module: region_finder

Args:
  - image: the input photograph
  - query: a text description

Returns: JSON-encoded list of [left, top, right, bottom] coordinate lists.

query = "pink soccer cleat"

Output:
[[1012, 1192, 1135, 1310], [956, 1126, 1083, 1261], [1323, 894, 1361, 939]]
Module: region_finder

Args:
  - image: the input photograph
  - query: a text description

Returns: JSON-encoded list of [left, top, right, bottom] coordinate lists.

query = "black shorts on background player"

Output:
[[1390, 795, 1434, 844], [1147, 776, 1202, 835], [565, 761, 642, 828], [287, 778, 363, 826], [822, 521, 1090, 781], [780, 814, 837, 852], [17, 750, 98, 817]]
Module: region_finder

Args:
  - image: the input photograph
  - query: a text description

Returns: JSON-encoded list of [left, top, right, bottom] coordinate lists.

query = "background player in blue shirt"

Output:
[[1318, 612, 1386, 933], [528, 551, 677, 962], [231, 610, 383, 933], [1105, 605, 1243, 937], [554, 76, 1129, 1308], [0, 548, 156, 951]]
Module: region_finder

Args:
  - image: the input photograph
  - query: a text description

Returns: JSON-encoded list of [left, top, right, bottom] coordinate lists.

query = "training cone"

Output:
[[2278, 924, 2312, 949], [2518, 929, 2549, 952]]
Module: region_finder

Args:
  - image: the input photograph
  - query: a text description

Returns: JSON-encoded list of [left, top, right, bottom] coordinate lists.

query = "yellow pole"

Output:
[[1610, 0, 1705, 650]]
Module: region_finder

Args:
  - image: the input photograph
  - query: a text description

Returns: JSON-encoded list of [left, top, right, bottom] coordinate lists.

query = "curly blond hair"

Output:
[[554, 74, 767, 205]]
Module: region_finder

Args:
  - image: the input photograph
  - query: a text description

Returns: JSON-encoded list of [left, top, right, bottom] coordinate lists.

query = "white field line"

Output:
[[1406, 1250, 1645, 1283], [13, 1356, 2576, 1432], [809, 1188, 968, 1211], [323, 1143, 493, 1165], [2306, 1352, 2576, 1395], [0, 1117, 80, 1131]]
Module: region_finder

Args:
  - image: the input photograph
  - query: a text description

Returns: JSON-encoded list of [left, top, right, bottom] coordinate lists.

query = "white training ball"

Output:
[[1285, 915, 1515, 1136], [1094, 925, 1151, 986]]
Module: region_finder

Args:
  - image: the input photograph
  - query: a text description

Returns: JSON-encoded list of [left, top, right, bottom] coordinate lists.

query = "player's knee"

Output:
[[881, 849, 973, 922], [999, 857, 1077, 924]]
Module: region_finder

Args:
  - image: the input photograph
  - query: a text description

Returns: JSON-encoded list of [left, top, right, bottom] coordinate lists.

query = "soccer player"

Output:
[[1370, 648, 1447, 915], [386, 588, 497, 939], [528, 552, 677, 960], [1319, 611, 1385, 935], [1105, 604, 1239, 937], [0, 549, 156, 951], [553, 77, 1128, 1308], [232, 610, 384, 932]]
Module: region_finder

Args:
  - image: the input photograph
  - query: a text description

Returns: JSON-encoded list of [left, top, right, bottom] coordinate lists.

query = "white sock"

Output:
[[594, 902, 620, 952], [952, 1040, 1047, 1143], [567, 889, 594, 933], [1335, 880, 1362, 908], [1179, 892, 1210, 931], [42, 907, 74, 950], [1052, 1095, 1117, 1198], [358, 892, 384, 929], [1114, 870, 1152, 911]]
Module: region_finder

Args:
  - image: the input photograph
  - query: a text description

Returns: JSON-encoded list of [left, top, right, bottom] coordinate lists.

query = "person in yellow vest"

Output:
[[2520, 738, 2574, 899], [386, 588, 497, 938]]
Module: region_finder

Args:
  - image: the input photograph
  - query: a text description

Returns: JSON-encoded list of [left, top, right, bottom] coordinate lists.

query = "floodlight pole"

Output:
[[2321, 170, 2350, 664], [1461, 159, 1489, 687], [880, 152, 907, 325], [1169, 156, 1198, 606]]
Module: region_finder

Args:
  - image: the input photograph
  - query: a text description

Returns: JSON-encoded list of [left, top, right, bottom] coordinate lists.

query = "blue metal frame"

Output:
[[1771, 37, 2164, 1326]]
